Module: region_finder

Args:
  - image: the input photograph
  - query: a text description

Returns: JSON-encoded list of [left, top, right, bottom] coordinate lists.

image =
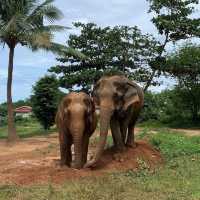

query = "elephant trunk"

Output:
[[93, 106, 113, 163], [72, 128, 84, 169]]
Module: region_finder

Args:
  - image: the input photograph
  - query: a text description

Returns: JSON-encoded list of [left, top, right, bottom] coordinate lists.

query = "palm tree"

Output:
[[0, 0, 65, 142]]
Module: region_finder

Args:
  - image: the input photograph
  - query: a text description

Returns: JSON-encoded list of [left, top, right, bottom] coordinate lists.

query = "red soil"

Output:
[[0, 133, 163, 185]]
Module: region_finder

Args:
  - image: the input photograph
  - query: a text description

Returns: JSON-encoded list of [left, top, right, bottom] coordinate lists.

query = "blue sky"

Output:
[[0, 0, 199, 103]]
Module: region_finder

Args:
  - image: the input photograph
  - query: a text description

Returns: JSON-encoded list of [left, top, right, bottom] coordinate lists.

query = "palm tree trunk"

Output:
[[7, 46, 18, 142]]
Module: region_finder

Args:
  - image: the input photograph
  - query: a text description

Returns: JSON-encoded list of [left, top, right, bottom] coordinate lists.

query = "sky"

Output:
[[0, 0, 199, 103]]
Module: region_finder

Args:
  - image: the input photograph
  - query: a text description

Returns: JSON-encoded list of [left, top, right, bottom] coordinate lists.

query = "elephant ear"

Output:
[[123, 81, 140, 111], [56, 96, 71, 130], [92, 80, 101, 105], [86, 98, 95, 114], [84, 97, 95, 131]]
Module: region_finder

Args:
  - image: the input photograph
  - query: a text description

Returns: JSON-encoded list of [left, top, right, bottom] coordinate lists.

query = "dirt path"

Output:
[[0, 130, 162, 186], [171, 128, 200, 136]]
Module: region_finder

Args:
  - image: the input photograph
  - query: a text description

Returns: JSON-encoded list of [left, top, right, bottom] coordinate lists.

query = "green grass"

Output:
[[150, 131, 200, 160], [138, 119, 200, 129], [0, 119, 55, 139], [138, 120, 167, 129]]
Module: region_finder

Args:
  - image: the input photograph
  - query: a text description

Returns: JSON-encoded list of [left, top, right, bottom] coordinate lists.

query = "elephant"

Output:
[[56, 92, 97, 169], [84, 75, 144, 168]]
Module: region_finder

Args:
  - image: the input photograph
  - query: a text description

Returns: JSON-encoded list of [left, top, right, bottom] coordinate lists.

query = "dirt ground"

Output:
[[171, 128, 200, 136], [0, 131, 162, 186]]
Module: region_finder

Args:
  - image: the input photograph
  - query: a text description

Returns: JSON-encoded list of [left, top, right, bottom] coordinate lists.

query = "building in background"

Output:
[[15, 106, 32, 118]]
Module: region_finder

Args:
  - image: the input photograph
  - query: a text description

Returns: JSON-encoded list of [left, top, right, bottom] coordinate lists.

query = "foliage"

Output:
[[140, 86, 200, 126], [148, 0, 200, 40], [0, 103, 7, 118], [50, 22, 160, 92], [0, 0, 65, 50], [163, 44, 200, 121], [31, 75, 60, 130], [140, 92, 159, 121], [144, 0, 200, 91]]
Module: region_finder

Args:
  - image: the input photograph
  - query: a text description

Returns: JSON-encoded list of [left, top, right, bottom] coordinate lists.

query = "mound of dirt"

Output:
[[0, 138, 163, 185]]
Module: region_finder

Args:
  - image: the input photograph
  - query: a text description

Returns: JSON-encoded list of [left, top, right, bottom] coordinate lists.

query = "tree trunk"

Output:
[[7, 46, 18, 142], [144, 32, 169, 92]]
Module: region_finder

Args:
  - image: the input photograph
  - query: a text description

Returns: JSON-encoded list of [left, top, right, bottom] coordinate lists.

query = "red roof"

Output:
[[15, 106, 32, 113]]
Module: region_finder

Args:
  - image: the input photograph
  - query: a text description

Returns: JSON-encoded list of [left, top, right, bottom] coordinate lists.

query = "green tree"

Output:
[[50, 22, 159, 92], [145, 0, 200, 91], [0, 0, 65, 141], [31, 75, 60, 130], [163, 44, 200, 122]]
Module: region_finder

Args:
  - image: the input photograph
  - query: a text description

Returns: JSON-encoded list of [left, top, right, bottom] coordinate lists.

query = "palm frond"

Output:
[[0, 0, 65, 55], [27, 0, 63, 24], [36, 25, 68, 32], [30, 41, 87, 60]]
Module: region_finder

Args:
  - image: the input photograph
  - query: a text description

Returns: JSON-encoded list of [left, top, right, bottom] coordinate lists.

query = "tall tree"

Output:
[[50, 22, 159, 92], [145, 0, 200, 91], [0, 0, 64, 141], [164, 43, 200, 121]]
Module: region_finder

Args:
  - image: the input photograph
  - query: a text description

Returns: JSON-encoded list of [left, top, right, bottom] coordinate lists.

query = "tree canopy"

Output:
[[164, 44, 200, 121], [144, 0, 200, 91], [50, 22, 160, 92]]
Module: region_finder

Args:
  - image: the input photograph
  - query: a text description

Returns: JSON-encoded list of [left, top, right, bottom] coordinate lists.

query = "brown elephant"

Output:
[[56, 92, 97, 169], [84, 75, 144, 168]]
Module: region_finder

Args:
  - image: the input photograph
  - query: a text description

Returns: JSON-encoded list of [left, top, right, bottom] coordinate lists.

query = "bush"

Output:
[[31, 75, 60, 130]]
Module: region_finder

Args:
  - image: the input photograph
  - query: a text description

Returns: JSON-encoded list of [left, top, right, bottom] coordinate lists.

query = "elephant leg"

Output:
[[126, 123, 136, 148], [66, 135, 72, 166], [59, 132, 68, 166], [120, 123, 128, 144], [126, 108, 140, 148], [110, 122, 117, 148], [110, 117, 125, 151], [82, 135, 89, 165], [60, 142, 67, 166], [60, 133, 72, 166]]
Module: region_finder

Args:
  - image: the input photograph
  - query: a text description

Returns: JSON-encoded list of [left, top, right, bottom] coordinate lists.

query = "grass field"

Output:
[[0, 119, 55, 139]]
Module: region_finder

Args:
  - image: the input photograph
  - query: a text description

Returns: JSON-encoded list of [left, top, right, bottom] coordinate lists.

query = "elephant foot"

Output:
[[60, 159, 71, 168], [71, 162, 83, 169], [84, 159, 98, 168], [113, 144, 126, 152], [126, 141, 137, 148], [113, 152, 127, 163], [60, 160, 67, 166]]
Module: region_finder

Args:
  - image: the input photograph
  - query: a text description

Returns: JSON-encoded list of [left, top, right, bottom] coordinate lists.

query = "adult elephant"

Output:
[[56, 92, 97, 169], [84, 75, 144, 168]]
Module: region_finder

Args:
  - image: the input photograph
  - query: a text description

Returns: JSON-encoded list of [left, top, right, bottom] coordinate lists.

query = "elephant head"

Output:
[[56, 92, 95, 169], [85, 75, 143, 167]]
